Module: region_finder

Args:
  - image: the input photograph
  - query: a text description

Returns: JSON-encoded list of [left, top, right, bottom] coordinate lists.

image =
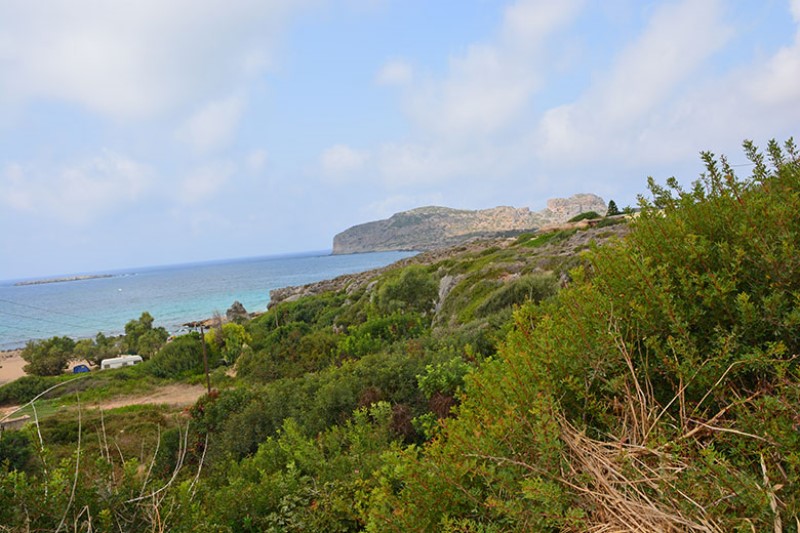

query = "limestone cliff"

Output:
[[332, 194, 607, 254]]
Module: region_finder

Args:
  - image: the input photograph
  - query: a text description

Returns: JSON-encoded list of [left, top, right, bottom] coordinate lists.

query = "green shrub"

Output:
[[367, 139, 800, 530], [518, 229, 577, 248], [0, 375, 56, 405], [474, 273, 557, 318], [0, 431, 32, 471], [594, 216, 627, 228], [148, 332, 203, 378], [237, 321, 314, 381], [417, 357, 471, 399], [567, 210, 601, 222], [338, 312, 426, 358], [376, 265, 438, 314]]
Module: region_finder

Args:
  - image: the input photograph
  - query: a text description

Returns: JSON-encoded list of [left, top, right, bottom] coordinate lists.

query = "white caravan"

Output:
[[100, 355, 143, 370]]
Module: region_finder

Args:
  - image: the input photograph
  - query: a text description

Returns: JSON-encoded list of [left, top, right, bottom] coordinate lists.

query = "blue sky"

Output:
[[1, 0, 798, 280]]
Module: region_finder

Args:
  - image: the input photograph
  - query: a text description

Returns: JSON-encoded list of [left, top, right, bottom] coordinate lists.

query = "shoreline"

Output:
[[0, 349, 97, 387], [0, 349, 26, 386], [0, 250, 422, 385]]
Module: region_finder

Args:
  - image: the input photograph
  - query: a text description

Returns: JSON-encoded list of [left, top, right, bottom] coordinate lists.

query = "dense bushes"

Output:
[[473, 272, 557, 318], [148, 332, 204, 378], [366, 139, 800, 530], [188, 403, 401, 532], [0, 432, 32, 471], [0, 375, 56, 405], [375, 265, 438, 314], [0, 150, 653, 530]]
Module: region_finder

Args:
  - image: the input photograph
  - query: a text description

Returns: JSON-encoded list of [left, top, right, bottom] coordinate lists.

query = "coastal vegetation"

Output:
[[1, 139, 799, 531]]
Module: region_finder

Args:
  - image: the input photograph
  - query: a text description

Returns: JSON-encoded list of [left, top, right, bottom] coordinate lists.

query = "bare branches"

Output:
[[126, 421, 190, 505], [55, 394, 82, 533]]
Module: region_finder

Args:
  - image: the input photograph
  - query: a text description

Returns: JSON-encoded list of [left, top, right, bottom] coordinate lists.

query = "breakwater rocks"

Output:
[[332, 194, 607, 254], [14, 274, 113, 286]]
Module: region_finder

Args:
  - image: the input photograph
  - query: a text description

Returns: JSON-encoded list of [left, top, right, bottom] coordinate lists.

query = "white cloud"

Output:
[[2, 163, 30, 211], [404, 0, 583, 138], [169, 209, 234, 238], [320, 144, 369, 180], [344, 0, 389, 13], [0, 0, 309, 121], [537, 0, 733, 162], [246, 149, 269, 173], [0, 151, 153, 224], [176, 94, 246, 153], [411, 45, 535, 136], [746, 26, 800, 108], [501, 0, 585, 51], [179, 161, 237, 204], [375, 59, 413, 85], [359, 0, 586, 192], [375, 143, 472, 186]]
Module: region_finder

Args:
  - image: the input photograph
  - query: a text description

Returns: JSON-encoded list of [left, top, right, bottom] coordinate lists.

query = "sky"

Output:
[[1, 0, 798, 280]]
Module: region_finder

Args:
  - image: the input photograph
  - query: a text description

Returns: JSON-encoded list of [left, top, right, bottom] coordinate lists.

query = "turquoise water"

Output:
[[0, 251, 415, 350]]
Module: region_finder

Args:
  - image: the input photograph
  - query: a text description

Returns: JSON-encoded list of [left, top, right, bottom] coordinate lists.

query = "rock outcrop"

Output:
[[332, 194, 606, 254], [226, 301, 250, 323]]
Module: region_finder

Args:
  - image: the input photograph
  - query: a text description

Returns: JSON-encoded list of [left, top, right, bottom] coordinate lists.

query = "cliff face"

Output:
[[332, 194, 607, 254]]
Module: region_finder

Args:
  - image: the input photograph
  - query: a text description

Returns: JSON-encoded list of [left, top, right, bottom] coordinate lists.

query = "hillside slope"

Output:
[[332, 193, 607, 254]]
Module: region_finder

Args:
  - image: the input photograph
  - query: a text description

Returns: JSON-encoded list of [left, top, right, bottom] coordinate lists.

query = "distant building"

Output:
[[0, 415, 30, 432]]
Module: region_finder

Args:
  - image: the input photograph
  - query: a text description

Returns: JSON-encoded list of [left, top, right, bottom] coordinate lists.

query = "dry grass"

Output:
[[559, 417, 722, 533], [555, 320, 724, 533]]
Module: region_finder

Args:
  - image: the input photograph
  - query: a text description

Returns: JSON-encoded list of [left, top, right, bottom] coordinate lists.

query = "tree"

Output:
[[137, 328, 169, 358], [20, 336, 76, 376], [606, 199, 621, 216], [73, 332, 122, 366], [219, 323, 252, 365], [123, 312, 168, 356]]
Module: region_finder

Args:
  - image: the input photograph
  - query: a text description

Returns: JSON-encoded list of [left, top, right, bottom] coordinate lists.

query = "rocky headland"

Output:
[[331, 194, 607, 254], [272, 216, 628, 308]]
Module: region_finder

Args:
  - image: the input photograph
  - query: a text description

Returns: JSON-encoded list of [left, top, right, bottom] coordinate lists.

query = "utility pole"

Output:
[[184, 321, 211, 395], [200, 324, 211, 395]]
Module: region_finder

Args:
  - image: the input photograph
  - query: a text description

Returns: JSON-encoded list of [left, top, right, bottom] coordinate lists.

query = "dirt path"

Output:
[[1, 348, 206, 417], [1, 383, 207, 423], [93, 383, 206, 410]]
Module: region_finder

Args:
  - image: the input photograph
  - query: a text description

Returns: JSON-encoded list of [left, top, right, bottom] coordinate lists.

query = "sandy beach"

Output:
[[0, 350, 26, 386], [0, 351, 98, 387]]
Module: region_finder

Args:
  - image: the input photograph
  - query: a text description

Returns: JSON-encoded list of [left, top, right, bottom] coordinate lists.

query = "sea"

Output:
[[0, 251, 416, 351]]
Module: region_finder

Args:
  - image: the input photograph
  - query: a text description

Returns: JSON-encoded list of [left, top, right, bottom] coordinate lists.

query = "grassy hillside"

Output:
[[1, 139, 797, 531]]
